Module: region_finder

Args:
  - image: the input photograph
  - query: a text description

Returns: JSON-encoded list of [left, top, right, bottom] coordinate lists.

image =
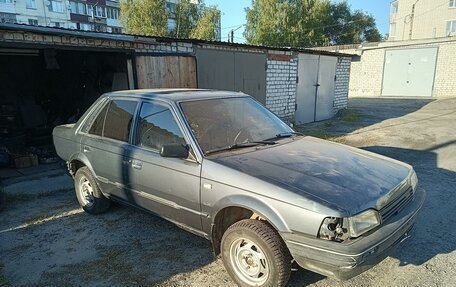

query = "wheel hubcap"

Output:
[[78, 176, 94, 208], [230, 238, 269, 285]]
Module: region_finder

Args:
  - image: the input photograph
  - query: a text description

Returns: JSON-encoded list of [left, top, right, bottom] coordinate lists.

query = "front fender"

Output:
[[211, 194, 291, 233]]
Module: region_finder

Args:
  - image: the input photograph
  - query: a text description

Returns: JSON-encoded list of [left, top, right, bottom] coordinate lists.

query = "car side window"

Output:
[[136, 102, 185, 151], [86, 102, 109, 136], [103, 100, 138, 142]]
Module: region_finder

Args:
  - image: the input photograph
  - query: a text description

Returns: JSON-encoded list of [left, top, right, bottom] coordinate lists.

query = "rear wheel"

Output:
[[74, 167, 110, 214], [221, 219, 291, 287]]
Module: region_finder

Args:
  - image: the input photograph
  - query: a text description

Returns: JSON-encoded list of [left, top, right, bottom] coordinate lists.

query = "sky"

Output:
[[204, 0, 391, 43]]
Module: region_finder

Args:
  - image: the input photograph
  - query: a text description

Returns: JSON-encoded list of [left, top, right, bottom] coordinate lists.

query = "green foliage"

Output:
[[120, 0, 169, 36], [173, 0, 220, 40], [190, 7, 221, 40], [244, 0, 382, 48], [325, 1, 382, 45], [120, 0, 220, 41]]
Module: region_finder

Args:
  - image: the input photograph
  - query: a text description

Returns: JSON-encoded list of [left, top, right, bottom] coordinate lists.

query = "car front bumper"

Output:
[[282, 187, 425, 280]]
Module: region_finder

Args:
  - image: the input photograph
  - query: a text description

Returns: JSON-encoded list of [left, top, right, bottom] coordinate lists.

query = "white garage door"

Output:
[[382, 47, 437, 97]]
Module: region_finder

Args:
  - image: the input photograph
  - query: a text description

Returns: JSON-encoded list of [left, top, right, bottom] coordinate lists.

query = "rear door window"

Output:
[[87, 102, 109, 136], [136, 102, 185, 151], [103, 100, 138, 142]]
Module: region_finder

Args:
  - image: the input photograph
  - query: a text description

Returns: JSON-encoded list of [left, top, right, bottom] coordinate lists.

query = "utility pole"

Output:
[[409, 0, 420, 40], [227, 25, 243, 43]]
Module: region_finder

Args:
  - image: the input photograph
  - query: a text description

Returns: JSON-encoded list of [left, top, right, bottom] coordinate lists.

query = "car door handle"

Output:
[[83, 146, 91, 152], [131, 160, 142, 170]]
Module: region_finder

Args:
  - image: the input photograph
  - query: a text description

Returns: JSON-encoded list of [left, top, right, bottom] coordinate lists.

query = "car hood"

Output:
[[210, 136, 411, 215]]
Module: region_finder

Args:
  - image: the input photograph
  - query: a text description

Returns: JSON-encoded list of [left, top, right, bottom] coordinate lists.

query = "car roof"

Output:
[[104, 89, 249, 103]]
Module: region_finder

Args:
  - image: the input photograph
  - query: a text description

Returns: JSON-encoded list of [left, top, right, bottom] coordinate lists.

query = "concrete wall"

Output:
[[348, 38, 456, 98]]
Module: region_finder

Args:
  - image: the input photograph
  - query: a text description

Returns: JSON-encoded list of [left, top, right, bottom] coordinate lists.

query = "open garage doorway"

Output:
[[0, 47, 132, 167]]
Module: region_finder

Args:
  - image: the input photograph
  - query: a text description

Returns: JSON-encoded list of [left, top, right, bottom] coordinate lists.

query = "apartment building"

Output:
[[0, 0, 219, 37], [389, 0, 456, 40]]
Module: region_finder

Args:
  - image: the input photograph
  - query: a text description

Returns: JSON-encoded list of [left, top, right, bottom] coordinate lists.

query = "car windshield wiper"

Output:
[[205, 140, 276, 155], [264, 131, 303, 141]]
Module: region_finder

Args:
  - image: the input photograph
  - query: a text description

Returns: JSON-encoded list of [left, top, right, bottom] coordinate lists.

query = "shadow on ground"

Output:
[[296, 97, 436, 137]]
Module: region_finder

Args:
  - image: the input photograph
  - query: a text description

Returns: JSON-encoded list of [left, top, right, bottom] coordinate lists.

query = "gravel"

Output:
[[0, 97, 455, 287]]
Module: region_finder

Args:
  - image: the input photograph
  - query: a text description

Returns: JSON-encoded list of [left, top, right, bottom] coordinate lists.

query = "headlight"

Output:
[[347, 209, 381, 238], [410, 169, 418, 192]]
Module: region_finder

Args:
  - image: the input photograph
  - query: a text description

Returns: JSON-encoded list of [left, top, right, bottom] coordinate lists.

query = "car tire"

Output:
[[74, 166, 110, 214], [221, 219, 292, 287]]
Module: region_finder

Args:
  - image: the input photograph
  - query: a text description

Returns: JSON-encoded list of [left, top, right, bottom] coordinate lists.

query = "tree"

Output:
[[172, 0, 220, 40], [244, 0, 382, 48], [120, 0, 169, 36], [325, 1, 382, 45], [190, 7, 221, 40]]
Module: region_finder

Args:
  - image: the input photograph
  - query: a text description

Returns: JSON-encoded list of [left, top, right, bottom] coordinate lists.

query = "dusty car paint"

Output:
[[53, 89, 424, 282]]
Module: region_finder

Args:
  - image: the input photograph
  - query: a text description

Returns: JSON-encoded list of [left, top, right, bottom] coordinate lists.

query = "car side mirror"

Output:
[[160, 144, 189, 158]]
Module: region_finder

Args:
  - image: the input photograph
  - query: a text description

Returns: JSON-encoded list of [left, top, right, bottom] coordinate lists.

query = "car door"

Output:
[[125, 100, 203, 232], [80, 98, 138, 198]]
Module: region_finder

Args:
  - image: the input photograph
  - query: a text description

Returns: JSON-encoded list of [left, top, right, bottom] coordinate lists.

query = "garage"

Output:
[[195, 48, 267, 104], [295, 54, 338, 124], [0, 46, 132, 165], [382, 47, 438, 97]]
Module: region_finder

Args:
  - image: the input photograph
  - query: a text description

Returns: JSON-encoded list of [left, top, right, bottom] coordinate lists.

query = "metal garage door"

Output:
[[382, 47, 437, 97], [295, 54, 337, 124], [135, 55, 197, 89], [196, 49, 266, 104]]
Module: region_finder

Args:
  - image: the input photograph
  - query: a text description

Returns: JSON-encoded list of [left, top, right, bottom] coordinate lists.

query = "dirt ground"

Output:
[[1, 97, 455, 287]]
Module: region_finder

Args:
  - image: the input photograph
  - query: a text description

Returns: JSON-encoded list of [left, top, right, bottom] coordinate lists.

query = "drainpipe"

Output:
[[409, 0, 420, 40]]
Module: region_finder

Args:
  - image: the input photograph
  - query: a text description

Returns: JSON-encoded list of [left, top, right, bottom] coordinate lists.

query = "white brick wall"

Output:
[[334, 57, 351, 112], [348, 38, 456, 98], [265, 57, 298, 120]]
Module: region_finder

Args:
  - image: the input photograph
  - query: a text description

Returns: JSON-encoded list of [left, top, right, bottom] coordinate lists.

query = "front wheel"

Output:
[[221, 219, 292, 287], [74, 167, 110, 214]]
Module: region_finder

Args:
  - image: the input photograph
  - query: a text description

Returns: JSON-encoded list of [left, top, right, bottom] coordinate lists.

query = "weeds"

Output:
[[341, 110, 360, 123]]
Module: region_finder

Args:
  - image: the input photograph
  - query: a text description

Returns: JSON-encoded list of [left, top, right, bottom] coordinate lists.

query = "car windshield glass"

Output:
[[180, 97, 294, 154]]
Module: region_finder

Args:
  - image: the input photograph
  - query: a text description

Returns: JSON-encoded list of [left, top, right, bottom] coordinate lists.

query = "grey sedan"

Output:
[[53, 89, 425, 287]]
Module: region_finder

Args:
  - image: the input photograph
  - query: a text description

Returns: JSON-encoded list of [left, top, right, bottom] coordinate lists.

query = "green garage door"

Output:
[[196, 48, 266, 104], [382, 47, 438, 97]]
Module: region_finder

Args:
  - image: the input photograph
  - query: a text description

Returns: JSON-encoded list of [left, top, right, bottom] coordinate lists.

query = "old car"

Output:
[[53, 89, 425, 287]]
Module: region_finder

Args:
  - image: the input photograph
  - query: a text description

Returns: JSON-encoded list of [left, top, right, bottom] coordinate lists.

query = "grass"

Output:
[[25, 214, 49, 225], [340, 110, 360, 123]]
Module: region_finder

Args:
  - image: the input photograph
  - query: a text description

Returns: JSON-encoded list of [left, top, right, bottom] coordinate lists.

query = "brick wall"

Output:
[[348, 38, 456, 98], [0, 27, 351, 121], [265, 53, 298, 121], [333, 56, 351, 113]]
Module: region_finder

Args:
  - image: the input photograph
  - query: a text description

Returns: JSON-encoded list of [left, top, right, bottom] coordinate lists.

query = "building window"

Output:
[[107, 7, 119, 20], [450, 0, 456, 8], [70, 1, 86, 15], [28, 19, 38, 25], [446, 20, 456, 35], [389, 23, 397, 37], [52, 22, 62, 27], [167, 2, 175, 16], [49, 1, 64, 13], [26, 0, 36, 9], [86, 5, 106, 17], [390, 1, 398, 14], [0, 0, 14, 3], [167, 18, 176, 31]]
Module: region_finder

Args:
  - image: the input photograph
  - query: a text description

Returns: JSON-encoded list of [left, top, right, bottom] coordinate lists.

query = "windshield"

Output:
[[180, 97, 294, 154]]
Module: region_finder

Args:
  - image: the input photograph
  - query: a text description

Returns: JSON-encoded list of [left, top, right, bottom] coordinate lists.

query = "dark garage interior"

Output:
[[0, 48, 131, 168]]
